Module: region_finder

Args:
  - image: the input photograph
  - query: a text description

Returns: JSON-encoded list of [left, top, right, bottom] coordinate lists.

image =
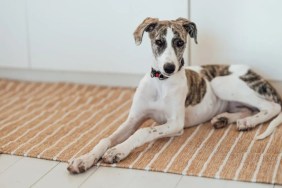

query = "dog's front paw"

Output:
[[102, 147, 127, 164], [237, 118, 255, 131], [67, 154, 98, 174]]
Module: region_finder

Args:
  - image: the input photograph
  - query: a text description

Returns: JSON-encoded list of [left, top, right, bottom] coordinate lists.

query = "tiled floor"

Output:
[[0, 154, 279, 188]]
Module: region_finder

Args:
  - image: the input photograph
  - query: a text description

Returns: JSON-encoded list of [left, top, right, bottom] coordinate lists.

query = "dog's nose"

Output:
[[164, 63, 175, 74]]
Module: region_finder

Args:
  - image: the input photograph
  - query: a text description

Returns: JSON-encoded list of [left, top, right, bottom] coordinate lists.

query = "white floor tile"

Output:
[[125, 169, 182, 188], [80, 167, 138, 188], [176, 175, 273, 188], [80, 167, 182, 188], [0, 155, 277, 188], [0, 157, 58, 188], [31, 162, 98, 188], [0, 154, 22, 174]]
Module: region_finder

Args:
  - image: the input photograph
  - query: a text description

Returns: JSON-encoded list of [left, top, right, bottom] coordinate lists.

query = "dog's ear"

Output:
[[133, 17, 159, 46], [176, 17, 198, 44]]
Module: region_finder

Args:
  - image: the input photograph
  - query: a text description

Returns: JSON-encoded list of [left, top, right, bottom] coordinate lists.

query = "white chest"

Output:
[[144, 75, 188, 124]]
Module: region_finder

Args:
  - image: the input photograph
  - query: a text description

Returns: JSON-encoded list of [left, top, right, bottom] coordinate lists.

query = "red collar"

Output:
[[150, 68, 168, 80]]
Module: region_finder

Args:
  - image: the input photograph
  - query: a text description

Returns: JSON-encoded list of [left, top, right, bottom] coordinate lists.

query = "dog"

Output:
[[67, 17, 282, 174]]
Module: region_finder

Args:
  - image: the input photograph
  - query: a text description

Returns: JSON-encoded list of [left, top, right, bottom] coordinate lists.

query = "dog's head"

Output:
[[134, 17, 197, 76]]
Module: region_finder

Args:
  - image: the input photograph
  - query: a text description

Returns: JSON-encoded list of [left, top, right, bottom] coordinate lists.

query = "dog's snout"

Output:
[[164, 63, 175, 74]]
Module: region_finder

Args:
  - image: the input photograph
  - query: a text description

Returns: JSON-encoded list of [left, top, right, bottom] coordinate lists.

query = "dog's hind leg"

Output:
[[211, 75, 281, 132], [211, 107, 253, 129]]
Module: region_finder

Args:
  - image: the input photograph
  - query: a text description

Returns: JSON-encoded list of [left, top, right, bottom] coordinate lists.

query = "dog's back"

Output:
[[190, 64, 282, 108]]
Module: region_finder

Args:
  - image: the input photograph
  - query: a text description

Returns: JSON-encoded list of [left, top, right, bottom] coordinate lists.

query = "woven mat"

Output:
[[0, 79, 281, 184]]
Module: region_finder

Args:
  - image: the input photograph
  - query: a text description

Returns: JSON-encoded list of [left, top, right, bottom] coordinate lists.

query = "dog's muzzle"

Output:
[[150, 59, 185, 81]]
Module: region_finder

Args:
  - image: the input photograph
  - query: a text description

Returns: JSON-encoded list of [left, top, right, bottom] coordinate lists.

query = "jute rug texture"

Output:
[[0, 79, 281, 184]]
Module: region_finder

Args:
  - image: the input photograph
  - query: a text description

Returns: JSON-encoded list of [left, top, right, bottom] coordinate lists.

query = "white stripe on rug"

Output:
[[5, 96, 81, 150], [0, 82, 25, 99], [0, 80, 14, 96], [10, 95, 88, 155], [181, 129, 215, 175], [0, 84, 81, 140], [214, 131, 243, 179], [233, 125, 263, 180], [109, 123, 157, 168], [251, 132, 274, 182], [22, 89, 115, 157], [126, 122, 157, 168], [37, 90, 119, 158], [0, 84, 44, 114], [128, 141, 156, 169], [272, 152, 282, 184], [52, 93, 130, 160], [10, 87, 108, 154], [0, 83, 46, 115], [1, 111, 46, 140], [69, 110, 139, 163], [163, 124, 203, 173], [0, 83, 68, 128], [198, 125, 232, 177], [144, 137, 174, 171]]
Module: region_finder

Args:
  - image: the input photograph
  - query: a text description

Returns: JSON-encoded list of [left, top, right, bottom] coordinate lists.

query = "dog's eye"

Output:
[[176, 40, 184, 47], [155, 39, 164, 47]]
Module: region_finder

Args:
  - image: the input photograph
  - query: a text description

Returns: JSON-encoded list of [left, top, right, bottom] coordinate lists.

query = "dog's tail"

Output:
[[256, 112, 282, 140]]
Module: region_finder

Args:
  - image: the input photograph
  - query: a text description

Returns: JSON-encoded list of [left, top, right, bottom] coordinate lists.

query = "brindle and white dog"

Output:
[[67, 17, 282, 174]]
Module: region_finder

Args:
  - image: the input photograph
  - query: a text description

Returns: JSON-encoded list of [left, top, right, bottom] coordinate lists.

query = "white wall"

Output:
[[0, 0, 29, 68], [0, 0, 282, 92], [190, 0, 282, 81], [0, 0, 188, 74]]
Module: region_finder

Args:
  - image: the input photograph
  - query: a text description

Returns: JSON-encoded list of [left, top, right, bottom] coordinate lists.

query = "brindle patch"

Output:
[[185, 70, 207, 106], [150, 27, 167, 57], [171, 30, 186, 64], [240, 70, 282, 107], [133, 17, 159, 45], [148, 21, 186, 59], [201, 65, 231, 81], [146, 20, 192, 62]]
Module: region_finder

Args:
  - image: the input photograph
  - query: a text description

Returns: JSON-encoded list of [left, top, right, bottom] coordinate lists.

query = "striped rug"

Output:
[[0, 79, 281, 185]]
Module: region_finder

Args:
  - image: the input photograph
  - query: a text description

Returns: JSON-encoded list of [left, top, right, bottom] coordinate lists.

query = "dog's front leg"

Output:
[[102, 119, 184, 164], [67, 80, 151, 174], [67, 114, 145, 174]]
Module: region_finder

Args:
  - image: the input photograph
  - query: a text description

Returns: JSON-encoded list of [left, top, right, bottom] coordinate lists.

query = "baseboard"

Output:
[[0, 67, 143, 88], [0, 67, 281, 95]]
